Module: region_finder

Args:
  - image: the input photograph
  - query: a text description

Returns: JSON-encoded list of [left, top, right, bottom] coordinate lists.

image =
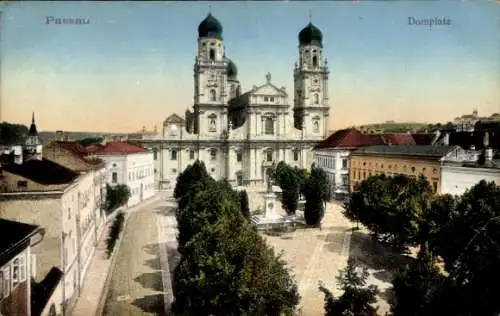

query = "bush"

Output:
[[106, 211, 125, 258]]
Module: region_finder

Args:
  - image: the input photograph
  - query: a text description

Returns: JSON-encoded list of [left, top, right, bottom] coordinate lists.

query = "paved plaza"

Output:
[[262, 201, 393, 316]]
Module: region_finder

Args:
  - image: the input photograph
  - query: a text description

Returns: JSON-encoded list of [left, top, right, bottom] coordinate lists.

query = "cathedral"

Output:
[[134, 13, 330, 190]]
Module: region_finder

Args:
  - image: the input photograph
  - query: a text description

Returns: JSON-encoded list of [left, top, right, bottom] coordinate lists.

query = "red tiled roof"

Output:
[[86, 144, 103, 153], [55, 141, 89, 157], [93, 141, 147, 154], [315, 128, 385, 149], [379, 133, 416, 146]]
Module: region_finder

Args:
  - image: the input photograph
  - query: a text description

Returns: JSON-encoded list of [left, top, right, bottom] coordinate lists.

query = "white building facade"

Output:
[[134, 14, 330, 190], [314, 149, 350, 200], [92, 142, 155, 207], [441, 148, 500, 195]]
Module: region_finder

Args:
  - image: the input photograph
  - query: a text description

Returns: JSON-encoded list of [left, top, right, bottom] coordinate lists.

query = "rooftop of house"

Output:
[[47, 141, 104, 167], [315, 128, 436, 150], [436, 129, 499, 150], [352, 145, 458, 158], [0, 219, 40, 260], [0, 155, 79, 185], [90, 141, 147, 155]]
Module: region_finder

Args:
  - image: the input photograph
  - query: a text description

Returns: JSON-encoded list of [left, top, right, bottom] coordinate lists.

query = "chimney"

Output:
[[485, 148, 494, 161], [443, 132, 449, 146]]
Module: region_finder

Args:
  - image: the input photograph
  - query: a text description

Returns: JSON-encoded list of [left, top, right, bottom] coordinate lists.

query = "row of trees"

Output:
[[172, 160, 300, 315], [344, 174, 500, 315], [272, 161, 330, 226]]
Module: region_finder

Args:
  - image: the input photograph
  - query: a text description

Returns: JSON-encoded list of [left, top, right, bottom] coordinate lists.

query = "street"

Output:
[[103, 194, 178, 316]]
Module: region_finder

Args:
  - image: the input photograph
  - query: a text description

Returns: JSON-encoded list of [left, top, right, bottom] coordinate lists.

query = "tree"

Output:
[[343, 174, 433, 252], [319, 259, 380, 316], [105, 184, 131, 212], [0, 122, 28, 145], [425, 180, 500, 315], [391, 246, 444, 316], [239, 190, 250, 220], [76, 137, 103, 147], [272, 162, 308, 215], [174, 160, 211, 200], [172, 180, 300, 315], [304, 166, 330, 226]]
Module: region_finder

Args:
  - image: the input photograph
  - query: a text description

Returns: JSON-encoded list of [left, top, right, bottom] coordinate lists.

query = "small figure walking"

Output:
[[319, 222, 322, 231]]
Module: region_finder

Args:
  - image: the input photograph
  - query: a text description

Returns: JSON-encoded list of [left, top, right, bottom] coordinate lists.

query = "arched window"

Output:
[[209, 49, 215, 61], [266, 150, 273, 162], [264, 117, 274, 135], [208, 114, 217, 132], [312, 55, 318, 67], [293, 149, 300, 161], [210, 89, 216, 101], [314, 93, 319, 104], [313, 120, 320, 133]]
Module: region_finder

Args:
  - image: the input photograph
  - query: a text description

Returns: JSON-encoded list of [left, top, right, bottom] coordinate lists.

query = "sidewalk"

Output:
[[71, 194, 162, 316]]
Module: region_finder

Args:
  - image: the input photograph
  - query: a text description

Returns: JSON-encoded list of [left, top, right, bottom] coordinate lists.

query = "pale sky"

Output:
[[1, 1, 499, 133]]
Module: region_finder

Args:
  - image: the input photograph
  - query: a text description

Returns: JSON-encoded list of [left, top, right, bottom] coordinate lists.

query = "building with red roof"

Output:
[[90, 141, 155, 207], [313, 128, 437, 199]]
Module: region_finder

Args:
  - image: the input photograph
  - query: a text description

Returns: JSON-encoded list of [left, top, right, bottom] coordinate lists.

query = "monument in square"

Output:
[[251, 173, 296, 231]]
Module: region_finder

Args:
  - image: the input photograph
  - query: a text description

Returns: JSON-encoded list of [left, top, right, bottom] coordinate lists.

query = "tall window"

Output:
[[189, 150, 195, 160], [2, 269, 9, 299], [210, 149, 217, 160], [153, 150, 158, 160], [208, 114, 217, 132], [433, 181, 438, 192], [341, 174, 349, 186], [112, 172, 117, 183], [312, 55, 318, 67], [293, 149, 299, 161], [264, 117, 274, 135], [210, 89, 216, 101], [342, 159, 348, 169], [313, 93, 319, 104], [171, 150, 177, 160], [209, 49, 215, 61], [236, 151, 243, 162], [266, 150, 273, 162]]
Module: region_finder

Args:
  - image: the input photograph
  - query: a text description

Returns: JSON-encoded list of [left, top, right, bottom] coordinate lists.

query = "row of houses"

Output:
[[314, 127, 499, 200], [0, 115, 154, 316]]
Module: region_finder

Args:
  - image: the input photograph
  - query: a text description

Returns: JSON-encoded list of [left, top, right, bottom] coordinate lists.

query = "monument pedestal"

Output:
[[263, 192, 279, 219], [251, 191, 296, 231]]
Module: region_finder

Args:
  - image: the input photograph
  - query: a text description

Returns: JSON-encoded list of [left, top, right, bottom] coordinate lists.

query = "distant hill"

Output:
[[356, 122, 431, 134], [38, 131, 127, 145]]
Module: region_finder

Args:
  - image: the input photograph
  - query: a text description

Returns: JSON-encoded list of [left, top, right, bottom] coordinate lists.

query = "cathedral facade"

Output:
[[134, 13, 330, 190]]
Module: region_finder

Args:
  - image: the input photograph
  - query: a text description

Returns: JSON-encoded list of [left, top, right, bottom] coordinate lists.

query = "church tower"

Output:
[[24, 112, 42, 160], [193, 12, 229, 138], [293, 19, 330, 140]]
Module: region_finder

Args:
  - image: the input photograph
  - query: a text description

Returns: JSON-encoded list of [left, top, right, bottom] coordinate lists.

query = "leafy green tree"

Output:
[[172, 182, 300, 315], [426, 180, 500, 315], [0, 122, 28, 145], [106, 211, 125, 258], [319, 259, 380, 316], [76, 137, 103, 147], [391, 246, 444, 316], [174, 160, 211, 200], [304, 166, 330, 225], [105, 184, 131, 213], [272, 162, 308, 215], [344, 174, 433, 252], [239, 190, 250, 220]]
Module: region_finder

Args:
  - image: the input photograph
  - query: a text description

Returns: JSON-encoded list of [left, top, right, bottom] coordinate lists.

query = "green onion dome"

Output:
[[198, 13, 223, 40], [298, 23, 323, 47]]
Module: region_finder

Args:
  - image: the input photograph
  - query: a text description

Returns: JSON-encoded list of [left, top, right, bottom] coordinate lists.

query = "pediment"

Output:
[[251, 83, 287, 97], [164, 114, 185, 125]]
